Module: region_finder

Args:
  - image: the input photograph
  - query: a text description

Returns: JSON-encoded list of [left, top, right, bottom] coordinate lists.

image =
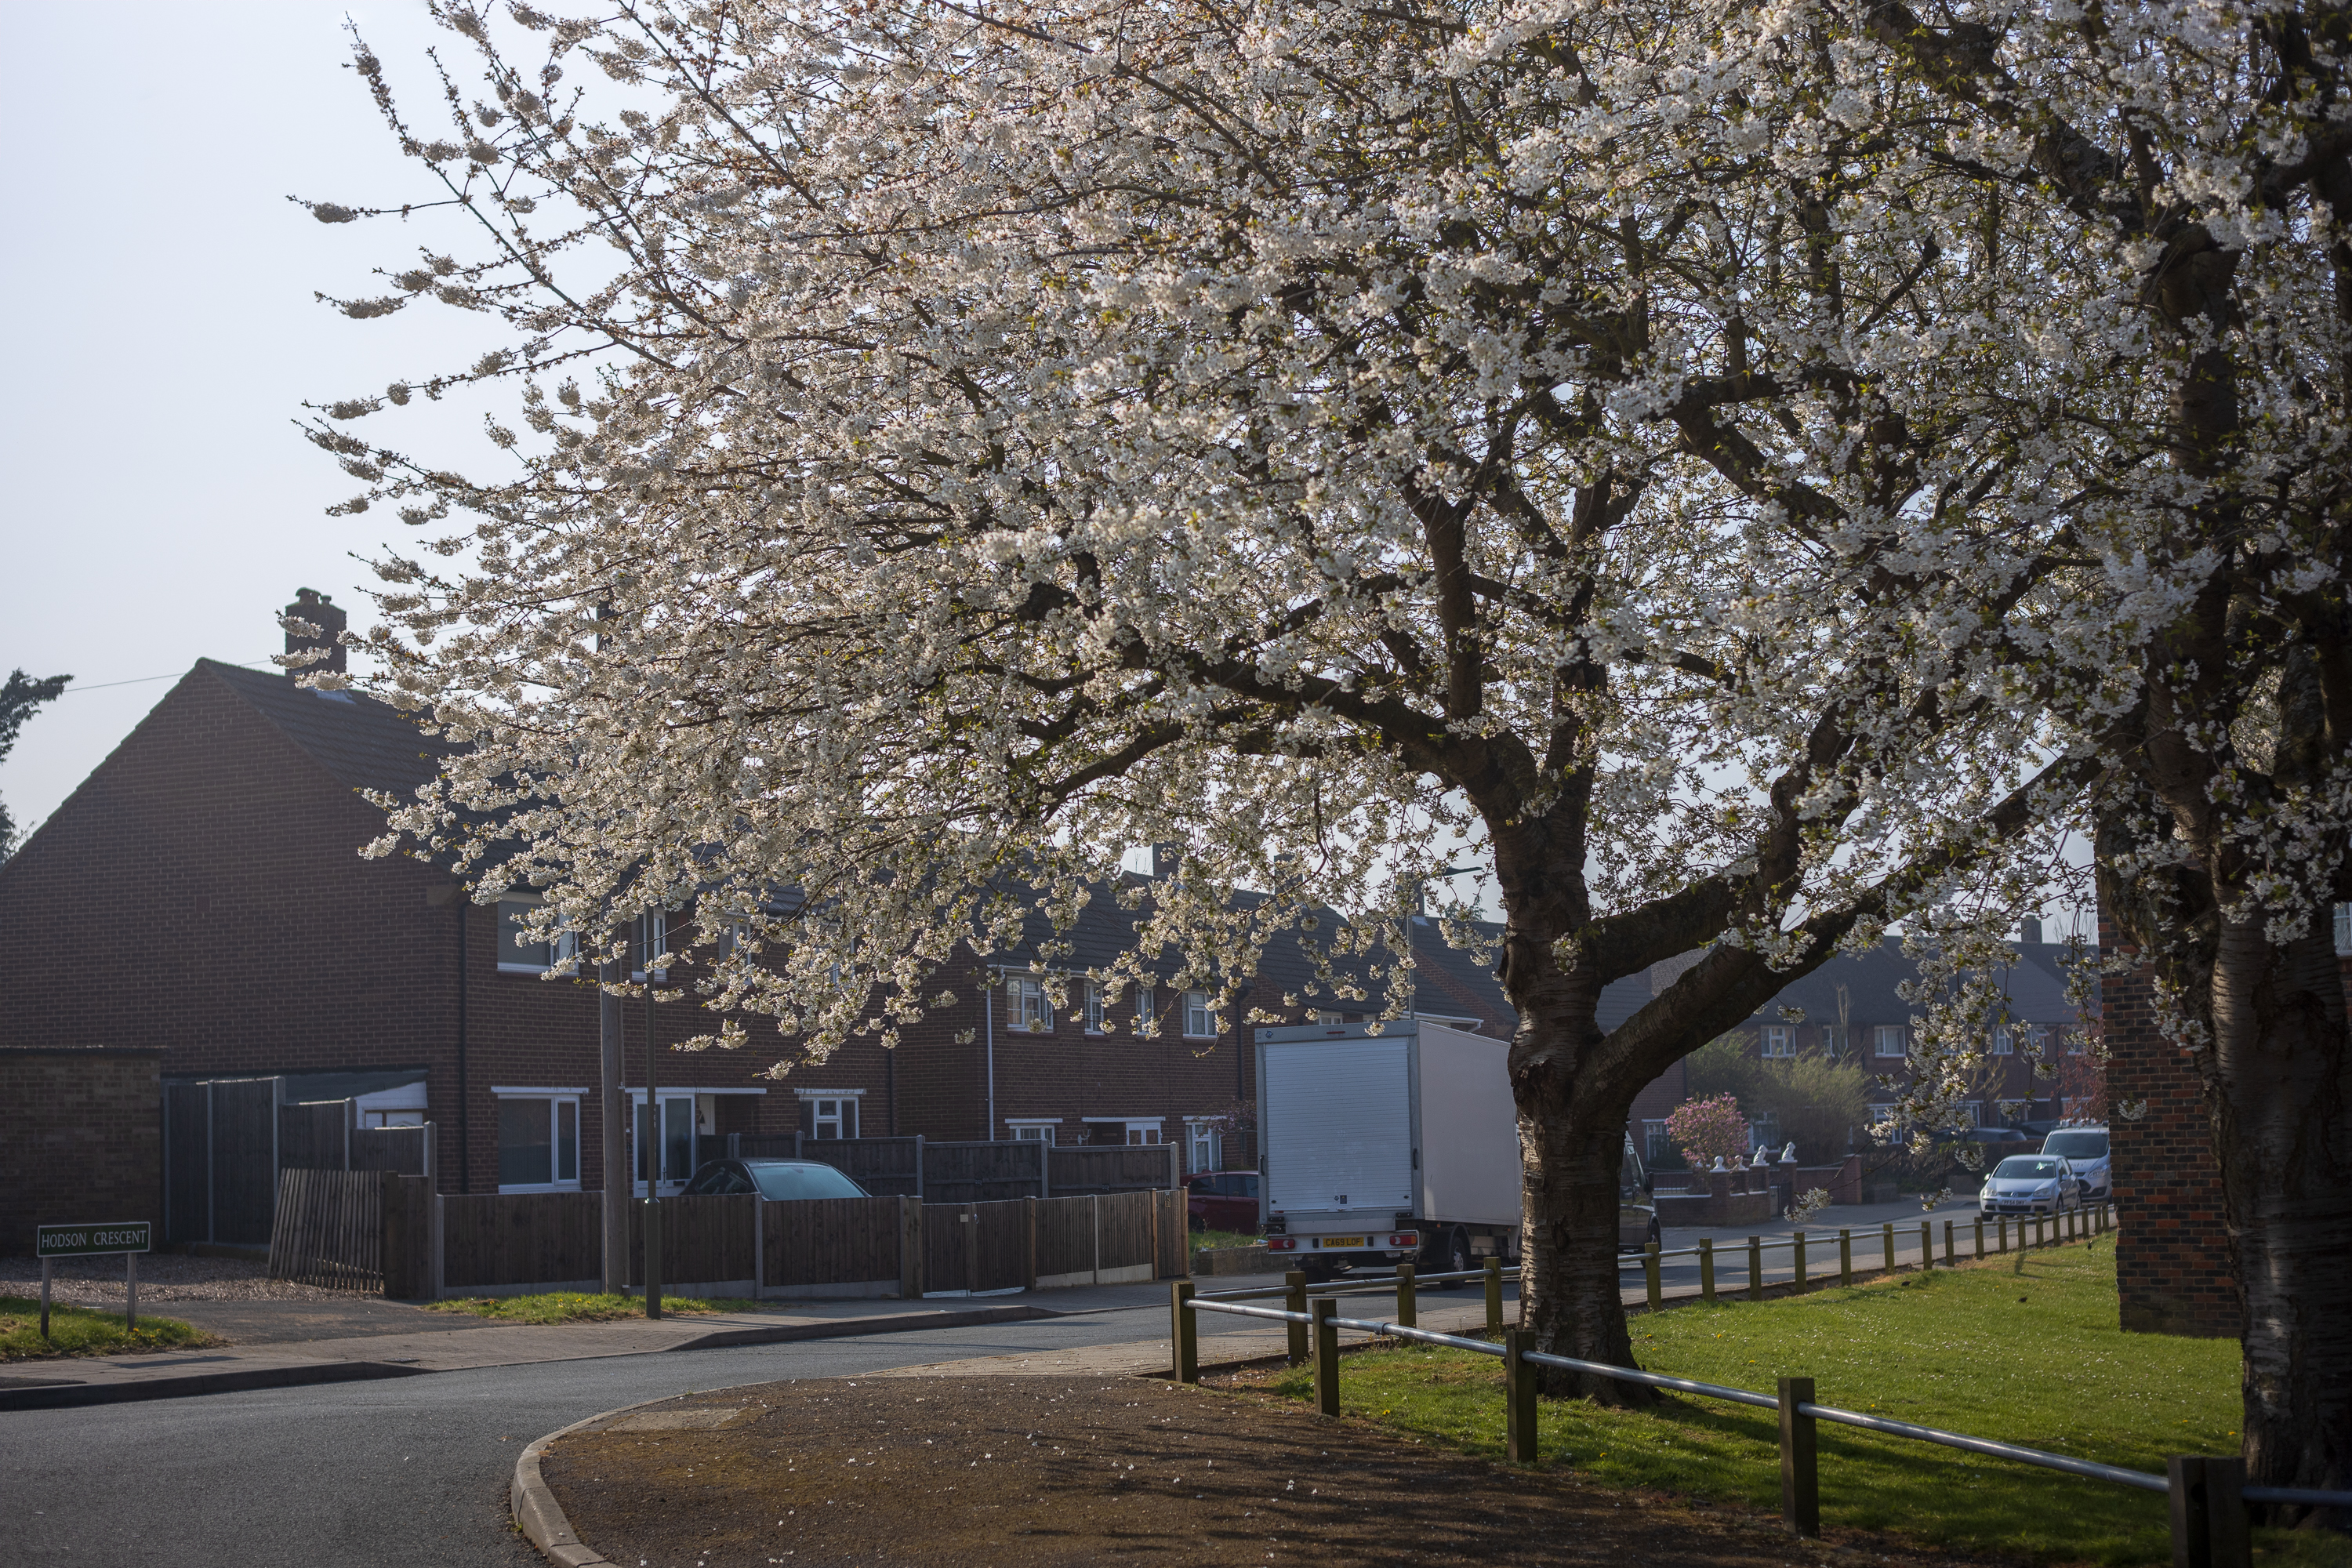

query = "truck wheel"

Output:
[[1435, 1228, 1472, 1288]]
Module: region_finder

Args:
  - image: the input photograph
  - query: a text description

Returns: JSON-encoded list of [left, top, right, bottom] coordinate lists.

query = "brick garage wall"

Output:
[[0, 1048, 162, 1254], [2100, 916, 2239, 1338]]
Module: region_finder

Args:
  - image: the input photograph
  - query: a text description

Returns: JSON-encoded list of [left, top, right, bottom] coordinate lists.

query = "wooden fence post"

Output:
[[1779, 1376, 1820, 1537], [1644, 1242, 1662, 1310], [2168, 1455, 2249, 1568], [1484, 1256, 1504, 1332], [1699, 1237, 1716, 1302], [1998, 1215, 2008, 1254], [1312, 1297, 1341, 1417], [1287, 1269, 1310, 1365], [1171, 1281, 1198, 1384], [1503, 1327, 1538, 1464], [898, 1194, 924, 1298], [1838, 1229, 1853, 1288], [1748, 1235, 1762, 1301], [1974, 1218, 1984, 1259], [753, 1196, 765, 1298], [1792, 1231, 1806, 1291], [1919, 1220, 1933, 1269], [1944, 1220, 1955, 1266], [1882, 1221, 1895, 1273], [1091, 1193, 1102, 1287], [1024, 1196, 1039, 1290], [964, 1202, 980, 1294], [1396, 1263, 1416, 1330]]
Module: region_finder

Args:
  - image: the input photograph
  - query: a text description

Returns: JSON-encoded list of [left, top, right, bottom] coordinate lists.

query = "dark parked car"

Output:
[[1185, 1171, 1261, 1233], [680, 1158, 873, 1200]]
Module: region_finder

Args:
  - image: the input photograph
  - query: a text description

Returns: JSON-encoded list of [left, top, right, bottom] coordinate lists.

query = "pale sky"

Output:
[[2, 2, 499, 839]]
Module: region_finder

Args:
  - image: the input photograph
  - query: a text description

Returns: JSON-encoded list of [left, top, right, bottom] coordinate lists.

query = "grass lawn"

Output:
[[426, 1291, 763, 1325], [1220, 1243, 2343, 1566], [0, 1296, 219, 1360]]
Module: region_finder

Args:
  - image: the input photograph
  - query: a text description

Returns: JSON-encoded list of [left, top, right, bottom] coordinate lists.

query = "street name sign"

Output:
[[37, 1221, 152, 1258]]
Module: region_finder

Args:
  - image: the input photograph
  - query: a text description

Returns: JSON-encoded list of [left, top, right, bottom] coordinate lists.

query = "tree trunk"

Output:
[[1504, 959, 1653, 1401], [2205, 915, 2352, 1517]]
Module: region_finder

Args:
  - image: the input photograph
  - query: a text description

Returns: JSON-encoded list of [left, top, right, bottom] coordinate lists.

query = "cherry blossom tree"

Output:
[[308, 0, 2100, 1396]]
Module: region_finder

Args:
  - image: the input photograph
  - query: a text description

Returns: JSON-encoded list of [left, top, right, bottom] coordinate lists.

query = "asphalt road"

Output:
[[0, 1300, 1298, 1568]]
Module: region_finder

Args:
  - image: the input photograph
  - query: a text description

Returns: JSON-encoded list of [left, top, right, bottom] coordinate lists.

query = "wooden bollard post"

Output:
[[1285, 1270, 1309, 1366], [1974, 1218, 1984, 1259], [1779, 1376, 1820, 1537], [1882, 1221, 1896, 1273], [1792, 1231, 1806, 1290], [1919, 1219, 1933, 1269], [1311, 1297, 1341, 1417], [1748, 1235, 1763, 1301], [1483, 1257, 1503, 1336], [1171, 1280, 1198, 1384], [1503, 1328, 1539, 1464], [1396, 1262, 1417, 1330], [1997, 1215, 2007, 1254], [1944, 1220, 1955, 1265], [1699, 1237, 1716, 1303], [2168, 1455, 2252, 1568], [1644, 1241, 1662, 1311], [1838, 1228, 1853, 1287]]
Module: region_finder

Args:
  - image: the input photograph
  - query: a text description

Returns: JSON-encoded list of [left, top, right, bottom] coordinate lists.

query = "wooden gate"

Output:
[[267, 1168, 387, 1291]]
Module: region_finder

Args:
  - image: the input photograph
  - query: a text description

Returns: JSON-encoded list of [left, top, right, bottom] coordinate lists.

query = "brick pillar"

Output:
[[2100, 910, 2240, 1337]]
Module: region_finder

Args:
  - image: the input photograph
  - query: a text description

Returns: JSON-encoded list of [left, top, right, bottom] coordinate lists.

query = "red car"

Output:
[[1185, 1171, 1262, 1233]]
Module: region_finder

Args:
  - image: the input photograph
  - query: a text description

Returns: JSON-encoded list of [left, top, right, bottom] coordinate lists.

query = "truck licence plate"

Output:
[[1316, 1236, 1366, 1250]]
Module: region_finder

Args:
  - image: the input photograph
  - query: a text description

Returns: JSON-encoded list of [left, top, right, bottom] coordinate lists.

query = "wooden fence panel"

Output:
[[922, 1202, 971, 1294], [1159, 1189, 1189, 1278], [735, 1134, 801, 1160], [267, 1168, 384, 1291], [278, 1101, 350, 1171], [1096, 1190, 1157, 1272], [381, 1175, 434, 1298], [162, 1083, 209, 1244], [626, 1195, 756, 1288], [1035, 1194, 1097, 1282], [211, 1080, 279, 1246], [972, 1200, 1029, 1292], [924, 1142, 1045, 1204], [762, 1196, 902, 1291], [1047, 1145, 1178, 1196], [350, 1125, 429, 1175], [800, 1137, 923, 1198], [441, 1192, 603, 1290]]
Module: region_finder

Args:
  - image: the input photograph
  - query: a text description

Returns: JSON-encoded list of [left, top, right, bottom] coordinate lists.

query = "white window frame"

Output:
[[630, 908, 671, 983], [1818, 1023, 1846, 1058], [1008, 975, 1053, 1033], [794, 1087, 865, 1141], [1875, 1024, 1907, 1058], [1991, 1026, 2014, 1055], [1185, 1118, 1221, 1174], [1083, 979, 1105, 1035], [1760, 1024, 1795, 1058], [2027, 1025, 2052, 1058], [2064, 1029, 2085, 1056], [1134, 985, 1156, 1033], [495, 895, 578, 974], [2338, 902, 2351, 956], [1007, 1119, 1059, 1145], [1084, 1116, 1163, 1145], [1182, 989, 1216, 1039], [494, 1091, 582, 1193]]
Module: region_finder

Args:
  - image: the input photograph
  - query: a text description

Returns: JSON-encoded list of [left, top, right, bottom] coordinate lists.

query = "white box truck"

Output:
[[1254, 1018, 1656, 1279]]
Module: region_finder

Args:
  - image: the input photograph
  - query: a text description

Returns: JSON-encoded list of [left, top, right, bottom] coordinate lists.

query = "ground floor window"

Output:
[[497, 1095, 580, 1192], [797, 1091, 861, 1141], [1641, 1120, 1671, 1163], [361, 1109, 425, 1129], [1185, 1120, 1220, 1173], [629, 1094, 698, 1192], [1084, 1116, 1163, 1146], [1007, 1120, 1058, 1145]]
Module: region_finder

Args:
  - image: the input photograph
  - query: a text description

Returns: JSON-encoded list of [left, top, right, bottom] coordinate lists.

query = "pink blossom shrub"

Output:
[[1665, 1094, 1750, 1168]]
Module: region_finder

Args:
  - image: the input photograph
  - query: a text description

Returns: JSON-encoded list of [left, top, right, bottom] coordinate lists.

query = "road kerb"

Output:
[[514, 1404, 633, 1568]]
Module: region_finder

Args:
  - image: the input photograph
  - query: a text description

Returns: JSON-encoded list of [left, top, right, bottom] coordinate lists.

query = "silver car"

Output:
[[1980, 1154, 2084, 1217], [2038, 1127, 2111, 1198]]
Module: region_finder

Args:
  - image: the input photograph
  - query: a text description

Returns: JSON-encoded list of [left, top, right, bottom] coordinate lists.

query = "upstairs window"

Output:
[[1182, 990, 1216, 1039], [1008, 976, 1053, 1033], [1991, 1026, 2014, 1056], [630, 909, 670, 982], [1819, 1024, 1846, 1058], [1135, 985, 1156, 1033], [1875, 1025, 1906, 1058], [1760, 1025, 1795, 1058], [496, 897, 577, 973], [1083, 980, 1105, 1035]]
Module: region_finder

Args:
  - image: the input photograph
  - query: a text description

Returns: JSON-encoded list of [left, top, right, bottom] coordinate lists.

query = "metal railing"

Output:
[[1171, 1210, 2347, 1566]]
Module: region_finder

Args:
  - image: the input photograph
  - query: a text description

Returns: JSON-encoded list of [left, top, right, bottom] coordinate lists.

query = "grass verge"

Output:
[[1188, 1228, 1263, 1252], [423, 1291, 762, 1325], [0, 1296, 219, 1360], [1218, 1244, 2342, 1566]]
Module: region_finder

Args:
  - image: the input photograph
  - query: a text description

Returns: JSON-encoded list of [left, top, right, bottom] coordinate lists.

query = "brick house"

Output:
[[1644, 931, 2091, 1164], [5, 593, 1696, 1206]]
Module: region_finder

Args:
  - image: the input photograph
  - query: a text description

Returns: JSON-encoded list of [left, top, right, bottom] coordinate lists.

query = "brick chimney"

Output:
[[282, 588, 347, 679]]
